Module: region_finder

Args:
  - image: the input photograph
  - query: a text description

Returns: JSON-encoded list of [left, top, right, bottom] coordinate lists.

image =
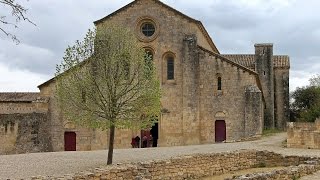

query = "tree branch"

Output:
[[0, 0, 36, 43]]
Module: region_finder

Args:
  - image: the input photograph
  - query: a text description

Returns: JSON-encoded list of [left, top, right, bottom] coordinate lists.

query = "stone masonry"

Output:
[[287, 119, 320, 149], [27, 150, 320, 180], [0, 0, 290, 153]]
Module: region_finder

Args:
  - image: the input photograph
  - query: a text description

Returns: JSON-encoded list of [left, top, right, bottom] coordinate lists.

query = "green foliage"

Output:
[[262, 129, 283, 136], [55, 23, 161, 130], [254, 162, 266, 168], [290, 77, 320, 122], [309, 74, 320, 87]]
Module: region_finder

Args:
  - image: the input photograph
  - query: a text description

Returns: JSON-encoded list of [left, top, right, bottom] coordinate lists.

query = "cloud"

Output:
[[290, 70, 315, 92], [0, 0, 319, 92], [0, 63, 50, 92], [0, 40, 57, 74]]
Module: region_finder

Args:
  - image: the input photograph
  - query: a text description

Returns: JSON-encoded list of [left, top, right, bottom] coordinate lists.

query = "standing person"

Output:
[[134, 136, 140, 148], [148, 134, 153, 147], [142, 134, 148, 148], [150, 123, 158, 147], [131, 137, 136, 148]]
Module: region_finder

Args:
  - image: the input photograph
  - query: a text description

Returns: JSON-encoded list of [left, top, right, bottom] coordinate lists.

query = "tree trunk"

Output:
[[107, 124, 115, 165]]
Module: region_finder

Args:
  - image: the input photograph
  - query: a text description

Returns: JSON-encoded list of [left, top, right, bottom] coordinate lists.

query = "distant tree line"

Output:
[[290, 74, 320, 122]]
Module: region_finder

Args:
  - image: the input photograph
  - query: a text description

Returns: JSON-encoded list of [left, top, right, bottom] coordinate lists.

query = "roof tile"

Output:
[[0, 92, 40, 102], [221, 54, 290, 70]]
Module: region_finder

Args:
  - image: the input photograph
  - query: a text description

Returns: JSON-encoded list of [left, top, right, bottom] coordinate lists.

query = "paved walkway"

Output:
[[1, 133, 320, 179]]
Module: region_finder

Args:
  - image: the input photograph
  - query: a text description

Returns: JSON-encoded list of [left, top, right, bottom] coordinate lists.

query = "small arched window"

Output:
[[167, 57, 174, 80], [144, 48, 154, 61], [218, 77, 222, 90]]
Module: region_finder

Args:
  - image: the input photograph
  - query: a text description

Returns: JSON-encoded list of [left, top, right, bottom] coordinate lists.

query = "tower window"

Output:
[[218, 77, 222, 90], [167, 57, 174, 80]]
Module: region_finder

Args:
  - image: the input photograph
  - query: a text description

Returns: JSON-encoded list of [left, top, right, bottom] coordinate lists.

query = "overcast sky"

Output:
[[0, 0, 319, 92]]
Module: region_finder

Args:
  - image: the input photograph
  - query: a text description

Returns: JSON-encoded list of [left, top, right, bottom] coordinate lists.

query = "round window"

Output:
[[136, 17, 159, 42], [141, 23, 155, 37]]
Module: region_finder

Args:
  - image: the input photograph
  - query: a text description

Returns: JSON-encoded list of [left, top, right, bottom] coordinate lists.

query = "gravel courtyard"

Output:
[[1, 132, 320, 179]]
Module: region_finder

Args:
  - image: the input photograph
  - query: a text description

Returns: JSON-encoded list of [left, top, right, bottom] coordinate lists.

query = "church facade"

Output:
[[0, 0, 289, 154]]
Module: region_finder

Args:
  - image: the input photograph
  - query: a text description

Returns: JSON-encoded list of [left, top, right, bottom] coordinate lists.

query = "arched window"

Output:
[[167, 57, 174, 80], [144, 48, 153, 61], [218, 77, 222, 90]]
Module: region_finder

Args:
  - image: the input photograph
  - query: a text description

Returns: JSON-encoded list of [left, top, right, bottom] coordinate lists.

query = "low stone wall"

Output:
[[230, 164, 320, 180], [0, 113, 52, 155], [29, 150, 320, 180], [287, 119, 320, 149]]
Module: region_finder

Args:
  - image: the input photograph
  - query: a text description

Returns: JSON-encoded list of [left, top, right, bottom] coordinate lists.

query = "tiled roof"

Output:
[[221, 55, 256, 70], [273, 55, 290, 68], [221, 54, 290, 70], [0, 92, 40, 102]]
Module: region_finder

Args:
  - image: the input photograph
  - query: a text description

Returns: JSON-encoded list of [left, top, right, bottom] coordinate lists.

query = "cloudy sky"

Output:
[[0, 0, 319, 92]]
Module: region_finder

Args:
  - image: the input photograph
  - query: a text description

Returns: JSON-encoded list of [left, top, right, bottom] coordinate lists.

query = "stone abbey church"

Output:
[[0, 0, 289, 154]]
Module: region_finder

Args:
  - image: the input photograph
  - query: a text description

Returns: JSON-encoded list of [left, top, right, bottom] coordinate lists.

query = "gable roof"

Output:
[[221, 54, 290, 70], [0, 92, 40, 102], [94, 0, 220, 53], [38, 78, 55, 88], [198, 46, 258, 75]]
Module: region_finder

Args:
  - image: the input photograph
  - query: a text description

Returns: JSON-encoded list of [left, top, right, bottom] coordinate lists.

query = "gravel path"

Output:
[[1, 132, 320, 179]]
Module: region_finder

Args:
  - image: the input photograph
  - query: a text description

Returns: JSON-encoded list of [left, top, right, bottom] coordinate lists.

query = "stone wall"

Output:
[[0, 101, 48, 114], [287, 119, 320, 149], [230, 164, 320, 180], [29, 150, 320, 180], [198, 48, 263, 143], [255, 44, 275, 129], [274, 68, 290, 130], [0, 113, 52, 155]]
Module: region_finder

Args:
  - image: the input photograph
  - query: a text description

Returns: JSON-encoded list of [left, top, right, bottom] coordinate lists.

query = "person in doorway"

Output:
[[142, 134, 148, 148], [150, 123, 158, 147], [134, 136, 140, 148], [131, 137, 136, 148], [148, 134, 153, 147]]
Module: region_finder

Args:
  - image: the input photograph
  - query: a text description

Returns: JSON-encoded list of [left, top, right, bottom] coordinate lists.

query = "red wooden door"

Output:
[[64, 132, 76, 151], [215, 120, 226, 142]]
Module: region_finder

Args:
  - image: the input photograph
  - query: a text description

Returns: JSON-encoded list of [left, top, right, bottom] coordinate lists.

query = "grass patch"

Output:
[[262, 129, 284, 136], [253, 162, 266, 168]]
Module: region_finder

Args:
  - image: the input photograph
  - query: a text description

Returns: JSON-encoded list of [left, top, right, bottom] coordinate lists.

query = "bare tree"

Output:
[[0, 0, 35, 43], [55, 23, 161, 165]]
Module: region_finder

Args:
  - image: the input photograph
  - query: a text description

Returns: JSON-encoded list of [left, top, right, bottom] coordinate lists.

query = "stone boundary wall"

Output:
[[0, 113, 52, 155], [28, 150, 320, 180], [230, 164, 320, 180], [287, 119, 320, 149]]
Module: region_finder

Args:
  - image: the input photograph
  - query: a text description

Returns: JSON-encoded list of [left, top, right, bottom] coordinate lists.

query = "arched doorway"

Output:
[[64, 131, 76, 151], [150, 123, 158, 147], [215, 120, 226, 142]]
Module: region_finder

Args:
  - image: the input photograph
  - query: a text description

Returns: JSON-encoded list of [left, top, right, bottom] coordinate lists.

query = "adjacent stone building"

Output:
[[287, 119, 320, 149], [0, 0, 290, 154]]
